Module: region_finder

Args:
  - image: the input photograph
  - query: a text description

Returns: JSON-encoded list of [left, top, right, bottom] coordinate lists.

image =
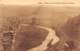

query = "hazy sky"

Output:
[[0, 0, 80, 6]]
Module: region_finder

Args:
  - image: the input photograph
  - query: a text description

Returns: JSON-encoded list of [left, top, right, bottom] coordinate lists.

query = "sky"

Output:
[[0, 0, 80, 6]]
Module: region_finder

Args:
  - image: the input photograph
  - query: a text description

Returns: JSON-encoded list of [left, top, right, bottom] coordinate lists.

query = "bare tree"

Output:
[[2, 16, 21, 51]]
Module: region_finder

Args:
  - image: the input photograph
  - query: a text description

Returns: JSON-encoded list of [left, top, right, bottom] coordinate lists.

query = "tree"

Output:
[[2, 17, 21, 51]]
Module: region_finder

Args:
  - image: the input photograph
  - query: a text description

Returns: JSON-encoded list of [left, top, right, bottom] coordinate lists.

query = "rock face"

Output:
[[14, 25, 48, 51], [45, 15, 80, 51], [59, 15, 80, 40], [48, 15, 80, 51]]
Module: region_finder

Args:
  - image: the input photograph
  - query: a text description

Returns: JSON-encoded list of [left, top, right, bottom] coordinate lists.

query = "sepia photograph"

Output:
[[0, 0, 80, 51]]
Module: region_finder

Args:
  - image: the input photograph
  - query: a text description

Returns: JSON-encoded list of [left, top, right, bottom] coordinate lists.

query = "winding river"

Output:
[[27, 25, 60, 51]]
